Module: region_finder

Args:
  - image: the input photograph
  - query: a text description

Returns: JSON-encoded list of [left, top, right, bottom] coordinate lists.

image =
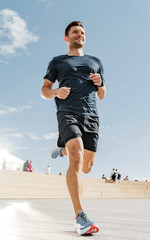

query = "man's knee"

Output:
[[66, 138, 84, 156], [69, 144, 83, 158], [66, 138, 84, 169]]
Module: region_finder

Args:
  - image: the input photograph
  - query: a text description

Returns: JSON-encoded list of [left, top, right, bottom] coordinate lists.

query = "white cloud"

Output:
[[0, 129, 31, 141], [0, 135, 18, 153], [0, 9, 39, 57], [0, 128, 58, 160], [27, 133, 41, 141], [3, 133, 24, 139], [0, 109, 8, 116], [0, 104, 32, 116], [19, 105, 32, 111], [0, 129, 28, 154], [43, 132, 58, 140], [27, 132, 58, 141], [0, 128, 58, 164], [26, 131, 58, 141], [8, 107, 18, 113], [0, 128, 16, 133]]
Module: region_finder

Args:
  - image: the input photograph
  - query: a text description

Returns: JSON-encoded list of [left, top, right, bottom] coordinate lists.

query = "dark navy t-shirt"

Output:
[[44, 54, 104, 117]]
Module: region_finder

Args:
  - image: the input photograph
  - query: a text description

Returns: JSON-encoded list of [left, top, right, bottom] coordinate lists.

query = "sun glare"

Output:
[[0, 148, 10, 157]]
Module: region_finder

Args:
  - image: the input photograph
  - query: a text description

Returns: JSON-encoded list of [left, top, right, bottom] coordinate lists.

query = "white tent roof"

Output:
[[0, 149, 24, 171]]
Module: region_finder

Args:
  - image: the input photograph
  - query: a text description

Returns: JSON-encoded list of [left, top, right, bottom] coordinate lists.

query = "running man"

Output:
[[41, 21, 106, 235]]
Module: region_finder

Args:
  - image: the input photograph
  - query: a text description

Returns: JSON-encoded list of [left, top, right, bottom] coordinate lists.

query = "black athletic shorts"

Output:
[[57, 111, 99, 152]]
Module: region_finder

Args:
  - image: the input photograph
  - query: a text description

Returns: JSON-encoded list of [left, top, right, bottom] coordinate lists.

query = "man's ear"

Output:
[[64, 36, 68, 43]]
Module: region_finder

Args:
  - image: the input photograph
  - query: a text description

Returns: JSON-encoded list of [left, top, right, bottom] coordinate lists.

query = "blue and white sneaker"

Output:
[[50, 145, 64, 159], [74, 210, 99, 235]]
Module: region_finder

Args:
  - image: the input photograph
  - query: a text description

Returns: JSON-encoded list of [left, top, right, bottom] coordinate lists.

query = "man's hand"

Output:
[[90, 73, 102, 86], [56, 87, 71, 99]]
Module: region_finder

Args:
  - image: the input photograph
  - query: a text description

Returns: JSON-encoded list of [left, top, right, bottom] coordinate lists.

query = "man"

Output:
[[45, 165, 51, 174], [102, 174, 107, 179], [41, 21, 106, 235], [110, 168, 116, 181], [116, 169, 121, 180], [2, 158, 6, 169], [23, 160, 29, 172]]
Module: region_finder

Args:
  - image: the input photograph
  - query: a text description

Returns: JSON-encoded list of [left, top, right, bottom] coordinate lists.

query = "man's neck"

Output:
[[67, 48, 84, 56]]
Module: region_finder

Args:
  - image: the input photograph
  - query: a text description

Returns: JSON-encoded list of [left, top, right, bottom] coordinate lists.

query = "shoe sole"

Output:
[[84, 224, 99, 235], [74, 224, 99, 235]]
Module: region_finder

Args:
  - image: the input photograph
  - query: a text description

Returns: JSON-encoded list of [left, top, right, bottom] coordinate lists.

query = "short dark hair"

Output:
[[65, 21, 84, 36]]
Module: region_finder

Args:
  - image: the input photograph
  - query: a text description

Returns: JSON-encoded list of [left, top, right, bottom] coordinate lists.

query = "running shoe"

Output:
[[50, 145, 64, 159], [74, 210, 99, 235]]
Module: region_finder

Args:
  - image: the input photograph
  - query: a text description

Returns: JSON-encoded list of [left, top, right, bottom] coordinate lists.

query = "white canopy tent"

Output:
[[0, 149, 24, 171]]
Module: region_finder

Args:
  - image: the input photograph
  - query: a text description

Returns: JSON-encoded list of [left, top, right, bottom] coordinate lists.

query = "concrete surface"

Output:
[[0, 199, 150, 240], [1, 170, 150, 199]]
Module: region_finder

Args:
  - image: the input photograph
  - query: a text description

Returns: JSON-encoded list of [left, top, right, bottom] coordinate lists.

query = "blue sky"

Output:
[[0, 0, 150, 180]]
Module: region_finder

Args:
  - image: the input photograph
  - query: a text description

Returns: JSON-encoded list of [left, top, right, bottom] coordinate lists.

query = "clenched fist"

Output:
[[90, 73, 102, 86], [56, 87, 71, 99]]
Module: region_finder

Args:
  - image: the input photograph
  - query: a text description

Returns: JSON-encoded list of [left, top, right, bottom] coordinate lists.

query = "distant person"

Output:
[[23, 160, 29, 172], [124, 176, 129, 181], [116, 169, 121, 180], [59, 172, 62, 176], [110, 168, 116, 181], [2, 158, 6, 169], [28, 161, 33, 172], [45, 165, 51, 174], [102, 174, 106, 179]]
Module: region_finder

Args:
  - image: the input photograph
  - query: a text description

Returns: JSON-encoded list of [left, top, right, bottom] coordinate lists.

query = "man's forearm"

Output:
[[41, 87, 58, 99], [97, 86, 106, 100]]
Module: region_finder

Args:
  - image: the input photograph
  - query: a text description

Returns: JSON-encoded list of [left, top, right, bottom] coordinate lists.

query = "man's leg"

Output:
[[61, 148, 67, 155], [65, 144, 96, 215], [51, 146, 96, 175], [65, 137, 84, 217], [82, 149, 96, 174], [66, 141, 99, 235], [50, 140, 99, 235]]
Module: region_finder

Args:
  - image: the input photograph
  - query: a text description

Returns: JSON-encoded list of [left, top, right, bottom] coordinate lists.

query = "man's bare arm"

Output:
[[96, 86, 106, 100], [41, 79, 57, 99], [41, 79, 71, 99], [90, 73, 106, 100]]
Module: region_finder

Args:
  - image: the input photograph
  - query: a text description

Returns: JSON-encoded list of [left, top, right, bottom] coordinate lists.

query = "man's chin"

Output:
[[74, 42, 84, 48]]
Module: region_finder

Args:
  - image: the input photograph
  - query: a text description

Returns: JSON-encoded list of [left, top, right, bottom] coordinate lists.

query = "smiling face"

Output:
[[65, 25, 86, 49]]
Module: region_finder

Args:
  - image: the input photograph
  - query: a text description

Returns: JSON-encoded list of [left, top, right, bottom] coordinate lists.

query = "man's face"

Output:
[[65, 25, 86, 48]]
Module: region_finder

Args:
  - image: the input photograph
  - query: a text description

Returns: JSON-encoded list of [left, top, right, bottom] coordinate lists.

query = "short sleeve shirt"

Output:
[[44, 54, 104, 117]]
